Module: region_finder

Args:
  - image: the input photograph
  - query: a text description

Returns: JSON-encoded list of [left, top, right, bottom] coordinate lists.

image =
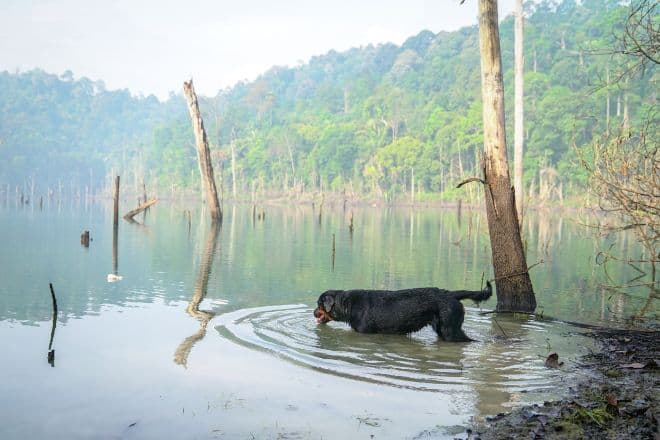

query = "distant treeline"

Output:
[[0, 0, 655, 203]]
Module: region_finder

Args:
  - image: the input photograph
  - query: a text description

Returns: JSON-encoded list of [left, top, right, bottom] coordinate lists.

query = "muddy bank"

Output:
[[467, 328, 659, 440]]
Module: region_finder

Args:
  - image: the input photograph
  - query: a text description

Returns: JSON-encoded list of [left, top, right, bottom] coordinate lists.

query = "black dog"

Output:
[[313, 282, 492, 342]]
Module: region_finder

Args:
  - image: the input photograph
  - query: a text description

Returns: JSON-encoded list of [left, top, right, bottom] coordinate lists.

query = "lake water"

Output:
[[0, 199, 655, 439]]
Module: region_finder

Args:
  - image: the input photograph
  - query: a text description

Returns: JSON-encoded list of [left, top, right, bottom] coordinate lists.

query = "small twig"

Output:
[[487, 185, 498, 218], [492, 316, 508, 338], [489, 259, 545, 283]]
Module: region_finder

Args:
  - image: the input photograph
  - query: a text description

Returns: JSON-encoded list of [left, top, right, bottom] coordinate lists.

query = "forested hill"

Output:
[[0, 70, 186, 194], [0, 0, 655, 201]]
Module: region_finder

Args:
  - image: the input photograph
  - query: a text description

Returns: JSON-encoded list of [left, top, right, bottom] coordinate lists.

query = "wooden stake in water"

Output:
[[113, 176, 120, 230], [332, 233, 336, 271], [81, 230, 90, 247], [48, 283, 58, 367]]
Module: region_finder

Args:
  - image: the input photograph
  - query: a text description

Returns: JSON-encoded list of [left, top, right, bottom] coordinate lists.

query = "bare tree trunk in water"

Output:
[[230, 138, 237, 201], [514, 0, 524, 223], [113, 176, 120, 230], [183, 79, 222, 223], [478, 0, 536, 312]]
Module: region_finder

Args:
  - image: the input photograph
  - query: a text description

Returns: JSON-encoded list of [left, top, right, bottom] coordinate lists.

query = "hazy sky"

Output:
[[1, 0, 515, 100]]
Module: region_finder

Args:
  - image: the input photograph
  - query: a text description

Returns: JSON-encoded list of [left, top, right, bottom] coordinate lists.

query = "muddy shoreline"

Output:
[[465, 327, 659, 439]]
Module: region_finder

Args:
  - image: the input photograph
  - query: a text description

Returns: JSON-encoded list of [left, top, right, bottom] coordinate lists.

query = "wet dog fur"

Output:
[[313, 282, 492, 342]]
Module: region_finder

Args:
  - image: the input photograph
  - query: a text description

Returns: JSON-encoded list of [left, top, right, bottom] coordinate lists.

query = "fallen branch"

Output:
[[456, 177, 486, 188], [123, 198, 158, 221]]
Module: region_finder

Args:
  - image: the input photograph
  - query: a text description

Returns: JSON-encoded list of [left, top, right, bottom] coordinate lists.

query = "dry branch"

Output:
[[123, 198, 157, 221], [456, 177, 486, 188]]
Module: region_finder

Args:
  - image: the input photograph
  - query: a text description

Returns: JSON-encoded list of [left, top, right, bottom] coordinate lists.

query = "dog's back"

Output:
[[339, 287, 463, 335], [315, 284, 488, 341]]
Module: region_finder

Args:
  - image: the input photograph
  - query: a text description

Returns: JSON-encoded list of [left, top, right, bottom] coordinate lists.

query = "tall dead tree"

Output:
[[183, 79, 222, 223], [514, 0, 524, 222], [477, 0, 536, 312]]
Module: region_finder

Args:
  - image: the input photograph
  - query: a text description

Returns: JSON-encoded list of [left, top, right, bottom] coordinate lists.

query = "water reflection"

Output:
[[174, 222, 221, 367], [216, 304, 592, 415], [0, 203, 654, 325], [112, 211, 119, 276]]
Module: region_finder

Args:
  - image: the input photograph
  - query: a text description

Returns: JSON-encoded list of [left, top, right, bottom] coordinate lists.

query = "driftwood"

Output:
[[123, 198, 157, 221]]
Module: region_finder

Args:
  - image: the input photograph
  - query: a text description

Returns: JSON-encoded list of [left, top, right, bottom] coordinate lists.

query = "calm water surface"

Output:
[[0, 200, 655, 439]]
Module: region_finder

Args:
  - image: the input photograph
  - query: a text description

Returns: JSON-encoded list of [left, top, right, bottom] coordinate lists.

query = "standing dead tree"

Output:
[[514, 0, 524, 222], [183, 79, 222, 223], [459, 0, 536, 312]]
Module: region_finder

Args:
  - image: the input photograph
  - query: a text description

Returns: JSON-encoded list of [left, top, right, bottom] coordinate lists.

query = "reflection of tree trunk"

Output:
[[174, 224, 221, 368], [478, 0, 536, 312], [112, 224, 118, 275], [468, 316, 531, 416]]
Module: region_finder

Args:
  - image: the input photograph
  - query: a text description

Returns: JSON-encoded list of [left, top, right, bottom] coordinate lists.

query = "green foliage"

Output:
[[0, 69, 185, 193], [0, 1, 655, 200]]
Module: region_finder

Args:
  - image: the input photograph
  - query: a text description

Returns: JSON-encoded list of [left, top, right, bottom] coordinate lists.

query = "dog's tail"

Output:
[[450, 281, 492, 304]]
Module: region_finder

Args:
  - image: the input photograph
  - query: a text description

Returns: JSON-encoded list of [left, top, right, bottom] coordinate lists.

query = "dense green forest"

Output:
[[0, 0, 656, 203]]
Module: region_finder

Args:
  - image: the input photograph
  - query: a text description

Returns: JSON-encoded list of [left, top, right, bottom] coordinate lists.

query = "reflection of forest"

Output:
[[174, 223, 221, 367], [0, 205, 652, 325]]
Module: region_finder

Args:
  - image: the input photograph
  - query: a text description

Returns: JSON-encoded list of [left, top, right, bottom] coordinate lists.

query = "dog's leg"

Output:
[[433, 301, 473, 342]]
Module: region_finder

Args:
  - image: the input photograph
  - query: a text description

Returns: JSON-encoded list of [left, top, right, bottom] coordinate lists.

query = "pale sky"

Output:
[[0, 0, 515, 100]]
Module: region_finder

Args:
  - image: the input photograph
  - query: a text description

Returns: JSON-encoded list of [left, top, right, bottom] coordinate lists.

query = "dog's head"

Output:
[[313, 290, 342, 324]]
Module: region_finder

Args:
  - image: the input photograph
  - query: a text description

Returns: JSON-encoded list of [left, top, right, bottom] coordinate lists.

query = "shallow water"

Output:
[[0, 200, 654, 439]]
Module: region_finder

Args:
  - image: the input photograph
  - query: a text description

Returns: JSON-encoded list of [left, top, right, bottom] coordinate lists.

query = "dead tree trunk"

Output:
[[183, 79, 222, 223], [478, 0, 536, 312], [113, 176, 120, 229], [514, 0, 524, 223]]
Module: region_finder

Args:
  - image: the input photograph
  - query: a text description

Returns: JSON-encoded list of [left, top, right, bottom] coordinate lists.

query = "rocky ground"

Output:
[[467, 327, 659, 440]]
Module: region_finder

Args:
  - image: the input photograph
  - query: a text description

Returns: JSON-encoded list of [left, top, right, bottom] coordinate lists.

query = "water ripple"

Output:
[[216, 304, 592, 395]]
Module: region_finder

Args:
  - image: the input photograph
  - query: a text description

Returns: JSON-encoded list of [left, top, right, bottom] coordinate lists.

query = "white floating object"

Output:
[[107, 274, 123, 282]]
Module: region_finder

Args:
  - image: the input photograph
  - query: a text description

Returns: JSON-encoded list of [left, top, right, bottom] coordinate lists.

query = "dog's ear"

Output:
[[323, 295, 335, 312]]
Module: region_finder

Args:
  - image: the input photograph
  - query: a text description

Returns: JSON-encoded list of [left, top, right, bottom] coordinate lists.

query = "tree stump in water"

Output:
[[80, 230, 90, 247]]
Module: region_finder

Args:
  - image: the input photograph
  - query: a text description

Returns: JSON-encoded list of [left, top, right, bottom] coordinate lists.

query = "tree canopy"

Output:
[[0, 0, 655, 202]]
